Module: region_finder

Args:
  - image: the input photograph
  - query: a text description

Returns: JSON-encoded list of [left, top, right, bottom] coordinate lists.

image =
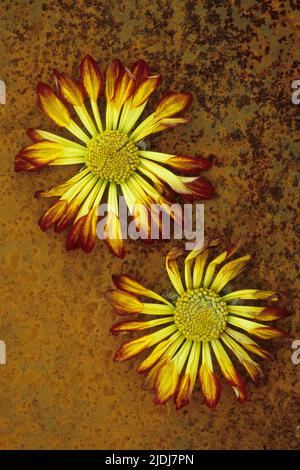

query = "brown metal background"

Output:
[[0, 0, 299, 450]]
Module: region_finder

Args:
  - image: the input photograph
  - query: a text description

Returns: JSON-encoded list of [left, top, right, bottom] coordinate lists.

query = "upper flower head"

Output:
[[15, 56, 215, 257], [108, 241, 288, 409]]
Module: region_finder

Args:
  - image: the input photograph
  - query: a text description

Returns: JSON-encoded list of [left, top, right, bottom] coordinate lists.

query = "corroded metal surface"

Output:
[[0, 0, 299, 450]]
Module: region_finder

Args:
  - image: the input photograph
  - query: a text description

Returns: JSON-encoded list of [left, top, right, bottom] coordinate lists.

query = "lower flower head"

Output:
[[108, 241, 288, 409]]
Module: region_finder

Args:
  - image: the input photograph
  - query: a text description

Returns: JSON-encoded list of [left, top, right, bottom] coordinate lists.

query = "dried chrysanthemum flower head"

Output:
[[15, 57, 215, 257], [108, 241, 288, 408]]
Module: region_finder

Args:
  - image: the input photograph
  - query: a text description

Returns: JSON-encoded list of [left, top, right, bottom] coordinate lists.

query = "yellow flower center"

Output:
[[85, 130, 139, 183], [174, 288, 228, 342]]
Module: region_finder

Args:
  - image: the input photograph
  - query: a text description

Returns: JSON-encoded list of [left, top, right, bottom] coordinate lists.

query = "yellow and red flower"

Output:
[[15, 57, 214, 257], [108, 241, 288, 408]]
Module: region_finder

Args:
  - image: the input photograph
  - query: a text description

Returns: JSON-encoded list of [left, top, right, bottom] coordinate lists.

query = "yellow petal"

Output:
[[166, 247, 185, 295], [37, 83, 70, 127], [154, 92, 193, 119], [105, 290, 144, 315], [80, 55, 103, 101], [210, 255, 251, 293], [54, 70, 85, 107]]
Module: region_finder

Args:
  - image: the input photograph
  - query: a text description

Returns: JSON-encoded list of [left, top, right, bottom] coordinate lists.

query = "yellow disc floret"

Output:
[[174, 288, 228, 342], [85, 130, 139, 183]]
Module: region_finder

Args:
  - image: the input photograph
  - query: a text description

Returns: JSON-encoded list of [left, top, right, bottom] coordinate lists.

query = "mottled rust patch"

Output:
[[0, 0, 299, 450]]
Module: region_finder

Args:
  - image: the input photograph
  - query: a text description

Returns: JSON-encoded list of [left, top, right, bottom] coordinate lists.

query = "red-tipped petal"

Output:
[[132, 74, 161, 108], [38, 200, 68, 231], [105, 59, 123, 102], [175, 374, 194, 410], [199, 363, 221, 409], [256, 307, 288, 321], [80, 55, 103, 102], [183, 176, 215, 201], [154, 92, 193, 119], [37, 83, 71, 127], [105, 289, 144, 315], [165, 155, 212, 175], [154, 361, 179, 405], [54, 69, 85, 107]]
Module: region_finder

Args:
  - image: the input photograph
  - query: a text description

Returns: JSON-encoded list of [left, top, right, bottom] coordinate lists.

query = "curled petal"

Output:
[[155, 92, 193, 119], [137, 336, 177, 374], [228, 316, 288, 339], [210, 255, 251, 294], [114, 67, 136, 109], [154, 360, 179, 405], [105, 59, 123, 102], [38, 200, 68, 231], [54, 70, 85, 107], [132, 74, 161, 108], [80, 55, 103, 101], [105, 290, 144, 315], [211, 340, 247, 402], [75, 208, 98, 252], [256, 307, 288, 321], [166, 247, 185, 295], [114, 335, 152, 362], [110, 317, 172, 336], [131, 59, 150, 80], [199, 362, 221, 409], [103, 212, 125, 259], [37, 83, 71, 127], [182, 176, 215, 201], [16, 140, 63, 169], [164, 155, 212, 175], [54, 198, 80, 232], [175, 374, 194, 410], [14, 156, 36, 172], [112, 274, 171, 305]]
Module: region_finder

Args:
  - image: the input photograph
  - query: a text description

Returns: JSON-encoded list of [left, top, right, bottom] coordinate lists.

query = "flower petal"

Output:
[[222, 289, 279, 302], [203, 241, 240, 288], [166, 247, 185, 295], [227, 316, 288, 339], [110, 317, 173, 336], [137, 332, 182, 374], [80, 55, 103, 102], [103, 212, 125, 259], [226, 327, 273, 360], [105, 59, 123, 102], [256, 307, 288, 321], [163, 155, 212, 175], [38, 200, 68, 231], [114, 324, 177, 362], [175, 342, 200, 409], [112, 274, 172, 305], [54, 70, 85, 107], [211, 339, 247, 402], [105, 289, 144, 315], [221, 332, 263, 381], [154, 360, 179, 405], [210, 255, 251, 294], [199, 342, 221, 408], [132, 74, 161, 108], [181, 176, 215, 200], [154, 92, 193, 119], [37, 83, 71, 127]]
